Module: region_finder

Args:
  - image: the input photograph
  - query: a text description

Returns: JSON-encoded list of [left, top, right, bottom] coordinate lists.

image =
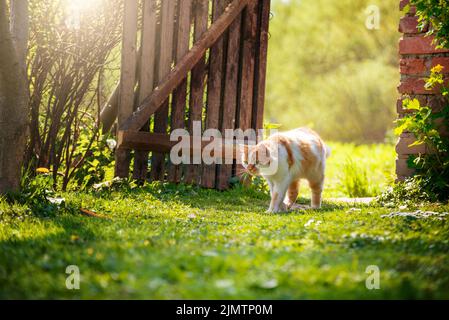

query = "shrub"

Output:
[[25, 0, 122, 190]]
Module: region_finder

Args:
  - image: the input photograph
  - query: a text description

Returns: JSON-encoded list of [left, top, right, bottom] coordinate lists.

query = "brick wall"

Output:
[[396, 0, 449, 180]]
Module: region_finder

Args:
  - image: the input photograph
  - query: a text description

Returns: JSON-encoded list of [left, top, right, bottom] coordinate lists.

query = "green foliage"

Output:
[[394, 66, 449, 201], [377, 177, 436, 205], [70, 132, 116, 191], [1, 185, 449, 299], [411, 0, 449, 48], [3, 170, 60, 218], [266, 0, 400, 142], [25, 0, 122, 191]]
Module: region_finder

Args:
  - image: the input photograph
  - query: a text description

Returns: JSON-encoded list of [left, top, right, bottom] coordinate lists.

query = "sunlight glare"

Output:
[[65, 0, 102, 30]]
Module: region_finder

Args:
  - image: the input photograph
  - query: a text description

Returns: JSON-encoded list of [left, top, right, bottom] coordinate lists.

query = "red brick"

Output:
[[399, 36, 449, 55], [399, 0, 409, 11], [430, 57, 449, 73], [428, 95, 446, 112], [399, 16, 427, 34], [396, 158, 415, 177], [400, 58, 427, 75], [397, 98, 404, 114], [396, 133, 427, 155], [400, 76, 449, 94], [398, 78, 430, 94], [400, 0, 416, 15]]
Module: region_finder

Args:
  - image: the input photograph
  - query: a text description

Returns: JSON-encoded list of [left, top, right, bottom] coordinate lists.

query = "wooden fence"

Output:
[[101, 0, 271, 189]]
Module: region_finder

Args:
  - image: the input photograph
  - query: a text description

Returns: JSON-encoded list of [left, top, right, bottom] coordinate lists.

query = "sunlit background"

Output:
[[266, 0, 400, 143], [64, 0, 102, 29]]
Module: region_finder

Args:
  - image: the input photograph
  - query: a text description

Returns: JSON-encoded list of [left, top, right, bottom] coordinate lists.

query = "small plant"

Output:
[[92, 177, 138, 194], [4, 167, 61, 217], [341, 158, 372, 198], [377, 177, 434, 205], [68, 132, 116, 191]]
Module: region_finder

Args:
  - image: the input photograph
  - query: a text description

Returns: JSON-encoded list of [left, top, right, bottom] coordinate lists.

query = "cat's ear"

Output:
[[257, 143, 272, 165]]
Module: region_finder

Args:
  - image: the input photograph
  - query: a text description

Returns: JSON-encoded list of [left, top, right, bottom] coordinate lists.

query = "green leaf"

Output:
[[402, 4, 410, 14], [409, 140, 425, 147], [404, 98, 421, 110]]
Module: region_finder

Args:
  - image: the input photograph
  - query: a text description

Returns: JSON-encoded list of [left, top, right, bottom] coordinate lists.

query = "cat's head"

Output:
[[240, 143, 273, 176]]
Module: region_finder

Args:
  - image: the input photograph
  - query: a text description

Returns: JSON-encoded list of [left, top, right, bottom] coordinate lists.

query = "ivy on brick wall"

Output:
[[378, 66, 449, 204], [410, 0, 449, 48]]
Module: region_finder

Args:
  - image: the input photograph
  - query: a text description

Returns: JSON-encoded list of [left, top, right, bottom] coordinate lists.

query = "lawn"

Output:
[[1, 144, 448, 299]]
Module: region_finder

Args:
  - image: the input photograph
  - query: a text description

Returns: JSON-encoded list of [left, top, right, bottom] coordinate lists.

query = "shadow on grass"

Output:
[[85, 182, 360, 215]]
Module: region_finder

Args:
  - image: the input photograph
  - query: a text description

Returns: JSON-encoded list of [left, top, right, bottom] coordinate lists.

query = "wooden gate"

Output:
[[101, 0, 270, 189]]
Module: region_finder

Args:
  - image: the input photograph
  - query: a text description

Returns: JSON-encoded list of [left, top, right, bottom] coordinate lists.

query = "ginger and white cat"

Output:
[[241, 128, 330, 213]]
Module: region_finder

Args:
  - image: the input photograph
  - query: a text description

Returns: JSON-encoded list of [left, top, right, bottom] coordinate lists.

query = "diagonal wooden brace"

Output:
[[120, 0, 251, 132]]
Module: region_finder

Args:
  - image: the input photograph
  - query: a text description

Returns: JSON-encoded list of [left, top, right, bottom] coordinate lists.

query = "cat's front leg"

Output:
[[268, 181, 289, 213], [266, 180, 275, 213]]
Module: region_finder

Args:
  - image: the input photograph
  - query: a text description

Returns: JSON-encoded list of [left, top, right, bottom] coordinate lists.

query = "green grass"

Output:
[[1, 185, 449, 299], [323, 142, 396, 198], [1, 143, 448, 300]]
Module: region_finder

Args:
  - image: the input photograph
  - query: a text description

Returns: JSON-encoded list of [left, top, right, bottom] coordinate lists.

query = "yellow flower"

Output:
[[431, 64, 444, 73], [36, 167, 50, 174]]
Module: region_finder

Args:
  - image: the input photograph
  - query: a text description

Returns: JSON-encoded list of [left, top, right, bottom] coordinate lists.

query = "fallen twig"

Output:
[[79, 208, 111, 220]]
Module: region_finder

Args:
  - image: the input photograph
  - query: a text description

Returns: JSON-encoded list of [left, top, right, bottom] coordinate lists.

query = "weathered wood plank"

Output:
[[100, 47, 142, 134], [217, 8, 242, 190], [134, 0, 158, 181], [118, 131, 239, 162], [168, 0, 192, 183], [150, 0, 176, 181], [184, 0, 209, 185], [121, 0, 251, 132], [236, 0, 259, 186], [252, 0, 271, 131], [201, 0, 227, 188], [238, 0, 258, 132], [114, 0, 139, 178]]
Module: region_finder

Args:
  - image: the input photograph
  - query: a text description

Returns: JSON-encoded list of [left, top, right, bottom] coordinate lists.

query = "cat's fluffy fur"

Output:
[[241, 128, 330, 213]]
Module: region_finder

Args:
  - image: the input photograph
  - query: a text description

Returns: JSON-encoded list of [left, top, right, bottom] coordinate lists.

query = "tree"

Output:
[[0, 0, 29, 194]]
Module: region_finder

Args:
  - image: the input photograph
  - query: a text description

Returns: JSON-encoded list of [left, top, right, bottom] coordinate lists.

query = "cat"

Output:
[[240, 128, 331, 213]]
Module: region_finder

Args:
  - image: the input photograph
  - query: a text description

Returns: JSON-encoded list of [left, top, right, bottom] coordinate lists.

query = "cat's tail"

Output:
[[324, 145, 332, 159]]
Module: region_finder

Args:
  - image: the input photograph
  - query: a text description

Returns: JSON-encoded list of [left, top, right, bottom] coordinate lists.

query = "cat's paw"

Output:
[[267, 205, 287, 214], [290, 203, 310, 211]]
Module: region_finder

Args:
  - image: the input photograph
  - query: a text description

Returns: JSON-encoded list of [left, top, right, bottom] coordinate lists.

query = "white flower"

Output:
[[106, 139, 117, 150], [304, 219, 315, 227]]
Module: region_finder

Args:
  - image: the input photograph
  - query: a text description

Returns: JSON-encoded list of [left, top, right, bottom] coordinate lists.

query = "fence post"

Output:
[[115, 0, 138, 178]]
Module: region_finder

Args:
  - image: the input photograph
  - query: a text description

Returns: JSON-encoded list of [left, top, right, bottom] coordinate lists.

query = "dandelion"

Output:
[[431, 64, 444, 73]]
